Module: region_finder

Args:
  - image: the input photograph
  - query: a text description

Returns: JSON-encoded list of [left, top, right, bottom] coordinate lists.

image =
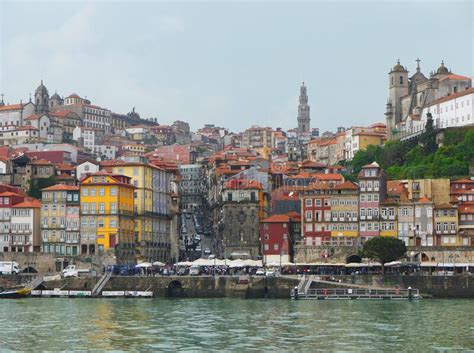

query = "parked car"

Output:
[[265, 270, 277, 277], [255, 268, 266, 276], [62, 265, 90, 278]]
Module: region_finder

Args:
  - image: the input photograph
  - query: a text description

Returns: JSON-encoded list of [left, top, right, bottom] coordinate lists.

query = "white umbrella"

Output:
[[152, 261, 165, 267], [135, 262, 152, 268], [229, 260, 245, 268], [176, 261, 193, 266]]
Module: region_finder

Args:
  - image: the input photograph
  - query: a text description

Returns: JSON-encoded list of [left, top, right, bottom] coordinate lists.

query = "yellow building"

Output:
[[80, 171, 135, 263], [397, 178, 451, 205], [110, 162, 171, 262], [329, 181, 359, 238], [434, 204, 459, 246]]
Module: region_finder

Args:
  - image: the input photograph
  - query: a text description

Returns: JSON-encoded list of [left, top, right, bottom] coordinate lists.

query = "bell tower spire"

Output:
[[297, 82, 311, 133]]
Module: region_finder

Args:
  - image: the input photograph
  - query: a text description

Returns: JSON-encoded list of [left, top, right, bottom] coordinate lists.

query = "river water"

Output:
[[0, 298, 473, 352]]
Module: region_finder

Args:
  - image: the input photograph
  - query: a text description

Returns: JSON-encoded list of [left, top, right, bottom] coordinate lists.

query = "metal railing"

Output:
[[301, 288, 419, 299]]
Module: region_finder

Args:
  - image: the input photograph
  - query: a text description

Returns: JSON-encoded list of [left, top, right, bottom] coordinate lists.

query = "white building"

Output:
[[0, 102, 35, 127], [422, 87, 473, 129], [76, 161, 99, 181], [73, 126, 102, 151], [94, 145, 118, 160], [10, 200, 41, 253], [0, 125, 40, 145]]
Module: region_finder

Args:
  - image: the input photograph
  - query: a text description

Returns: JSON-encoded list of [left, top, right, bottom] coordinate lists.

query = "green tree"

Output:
[[419, 113, 437, 155], [28, 177, 57, 199], [362, 237, 407, 274]]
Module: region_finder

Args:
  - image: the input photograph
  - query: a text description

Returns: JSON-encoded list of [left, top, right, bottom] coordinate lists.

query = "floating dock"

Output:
[[291, 275, 421, 300], [292, 287, 421, 300], [31, 289, 153, 298]]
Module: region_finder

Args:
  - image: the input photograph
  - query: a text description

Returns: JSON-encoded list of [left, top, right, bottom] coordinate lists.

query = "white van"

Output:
[[189, 265, 201, 276], [0, 261, 20, 275]]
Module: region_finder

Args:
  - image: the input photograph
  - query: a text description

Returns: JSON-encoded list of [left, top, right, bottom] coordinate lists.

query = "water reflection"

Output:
[[0, 298, 472, 351]]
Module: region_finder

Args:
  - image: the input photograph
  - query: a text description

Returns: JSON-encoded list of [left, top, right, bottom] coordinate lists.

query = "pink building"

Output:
[[358, 162, 387, 240]]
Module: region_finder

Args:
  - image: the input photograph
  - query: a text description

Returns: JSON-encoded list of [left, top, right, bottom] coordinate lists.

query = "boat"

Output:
[[0, 287, 31, 299]]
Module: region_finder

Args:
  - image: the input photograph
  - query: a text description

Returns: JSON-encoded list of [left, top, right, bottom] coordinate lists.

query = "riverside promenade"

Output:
[[3, 274, 474, 298]]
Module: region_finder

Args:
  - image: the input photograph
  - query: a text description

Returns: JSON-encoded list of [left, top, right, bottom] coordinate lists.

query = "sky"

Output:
[[0, 0, 473, 133]]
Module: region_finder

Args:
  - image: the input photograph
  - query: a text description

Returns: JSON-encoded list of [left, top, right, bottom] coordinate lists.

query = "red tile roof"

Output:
[[17, 126, 38, 131], [0, 104, 24, 111], [426, 87, 474, 107], [30, 158, 52, 165], [261, 214, 290, 223], [0, 191, 21, 197], [224, 179, 262, 190], [334, 181, 358, 190], [314, 173, 344, 181], [439, 74, 471, 81], [41, 184, 79, 191], [418, 197, 432, 203], [12, 199, 41, 208]]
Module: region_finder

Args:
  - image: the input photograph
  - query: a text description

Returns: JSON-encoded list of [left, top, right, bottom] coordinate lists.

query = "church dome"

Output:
[[35, 80, 49, 96], [392, 60, 405, 72], [51, 92, 61, 100], [437, 61, 449, 74]]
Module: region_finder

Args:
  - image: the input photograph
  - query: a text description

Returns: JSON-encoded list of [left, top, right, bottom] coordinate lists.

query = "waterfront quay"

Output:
[[3, 272, 474, 299]]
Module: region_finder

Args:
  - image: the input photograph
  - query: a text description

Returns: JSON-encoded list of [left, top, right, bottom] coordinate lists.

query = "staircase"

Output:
[[24, 275, 44, 291], [91, 271, 112, 297]]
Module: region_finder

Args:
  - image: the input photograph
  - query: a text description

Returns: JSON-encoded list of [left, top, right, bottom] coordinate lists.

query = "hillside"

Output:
[[348, 123, 474, 181]]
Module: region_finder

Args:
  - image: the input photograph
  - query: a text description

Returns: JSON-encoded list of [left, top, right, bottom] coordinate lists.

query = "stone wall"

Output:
[[0, 253, 115, 273], [294, 244, 359, 263], [41, 275, 300, 299]]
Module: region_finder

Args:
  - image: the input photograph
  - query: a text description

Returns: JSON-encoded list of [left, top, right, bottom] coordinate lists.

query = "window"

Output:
[[305, 198, 312, 207], [305, 223, 313, 232], [360, 208, 366, 217], [374, 181, 379, 191], [367, 194, 372, 202], [443, 223, 448, 232], [305, 211, 312, 221], [315, 199, 322, 207], [360, 195, 366, 202], [82, 188, 88, 197], [427, 207, 432, 218], [81, 204, 88, 214], [99, 203, 105, 214], [373, 194, 379, 202], [98, 219, 104, 228], [90, 188, 96, 197], [110, 187, 117, 196], [99, 188, 105, 196], [399, 76, 403, 84]]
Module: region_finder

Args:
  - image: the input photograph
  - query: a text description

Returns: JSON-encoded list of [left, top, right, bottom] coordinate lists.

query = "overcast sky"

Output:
[[0, 1, 472, 133]]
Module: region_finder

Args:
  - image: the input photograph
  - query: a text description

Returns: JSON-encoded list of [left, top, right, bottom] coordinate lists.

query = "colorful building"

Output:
[[434, 204, 459, 246], [11, 199, 41, 253], [110, 162, 171, 262], [40, 184, 80, 256], [260, 214, 298, 264], [80, 171, 135, 263], [358, 162, 387, 240], [329, 181, 359, 239]]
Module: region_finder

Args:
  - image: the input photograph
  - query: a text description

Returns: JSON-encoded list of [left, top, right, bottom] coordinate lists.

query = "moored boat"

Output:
[[0, 287, 31, 299]]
